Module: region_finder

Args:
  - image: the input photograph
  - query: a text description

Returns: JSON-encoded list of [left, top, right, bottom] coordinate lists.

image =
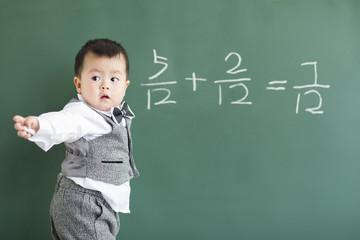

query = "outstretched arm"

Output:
[[13, 115, 40, 140], [12, 101, 112, 151]]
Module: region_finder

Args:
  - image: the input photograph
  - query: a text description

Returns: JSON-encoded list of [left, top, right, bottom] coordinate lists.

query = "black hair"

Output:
[[74, 38, 129, 78]]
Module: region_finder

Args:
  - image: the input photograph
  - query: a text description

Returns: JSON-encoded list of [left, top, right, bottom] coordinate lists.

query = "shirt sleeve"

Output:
[[29, 101, 112, 152]]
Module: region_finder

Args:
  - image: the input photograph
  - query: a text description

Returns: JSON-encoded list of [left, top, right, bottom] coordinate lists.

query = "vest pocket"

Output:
[[101, 160, 123, 163]]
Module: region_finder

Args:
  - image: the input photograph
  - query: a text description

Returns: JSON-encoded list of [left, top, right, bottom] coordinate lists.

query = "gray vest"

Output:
[[61, 99, 139, 186]]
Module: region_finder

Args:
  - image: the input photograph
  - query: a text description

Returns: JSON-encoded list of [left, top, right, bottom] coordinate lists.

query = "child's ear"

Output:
[[126, 80, 130, 87], [74, 77, 81, 94]]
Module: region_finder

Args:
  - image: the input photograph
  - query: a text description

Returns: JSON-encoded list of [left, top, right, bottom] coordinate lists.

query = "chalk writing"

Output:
[[141, 49, 177, 110], [214, 52, 252, 105], [293, 62, 330, 114], [266, 80, 287, 91], [140, 50, 330, 114], [185, 72, 207, 92], [148, 49, 168, 80], [225, 52, 247, 74]]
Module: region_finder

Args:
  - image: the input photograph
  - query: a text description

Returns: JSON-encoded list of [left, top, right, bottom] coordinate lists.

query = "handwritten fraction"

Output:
[[140, 49, 330, 114]]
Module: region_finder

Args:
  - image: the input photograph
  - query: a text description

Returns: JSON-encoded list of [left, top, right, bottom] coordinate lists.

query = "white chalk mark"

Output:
[[229, 83, 253, 105], [266, 87, 286, 90], [294, 61, 329, 114], [293, 61, 330, 89], [293, 84, 330, 89], [268, 80, 288, 85], [149, 49, 168, 80], [296, 90, 324, 114], [266, 80, 287, 90], [147, 89, 151, 110], [304, 89, 324, 114], [218, 82, 252, 105], [152, 88, 177, 106], [145, 88, 177, 110], [225, 52, 247, 74], [296, 93, 300, 114], [185, 72, 207, 91], [302, 62, 318, 84], [141, 81, 177, 86], [218, 85, 222, 105], [214, 78, 251, 84]]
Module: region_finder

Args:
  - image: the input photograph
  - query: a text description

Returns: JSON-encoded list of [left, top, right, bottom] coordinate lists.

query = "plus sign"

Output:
[[185, 72, 207, 91]]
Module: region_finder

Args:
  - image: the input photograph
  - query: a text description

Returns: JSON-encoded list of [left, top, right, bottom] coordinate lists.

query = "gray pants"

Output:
[[50, 174, 120, 240]]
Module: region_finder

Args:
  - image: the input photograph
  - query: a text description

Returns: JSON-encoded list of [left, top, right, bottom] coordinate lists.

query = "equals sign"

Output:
[[266, 80, 287, 90]]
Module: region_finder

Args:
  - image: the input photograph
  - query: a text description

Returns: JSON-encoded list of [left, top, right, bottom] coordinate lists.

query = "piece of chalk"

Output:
[[23, 126, 36, 135]]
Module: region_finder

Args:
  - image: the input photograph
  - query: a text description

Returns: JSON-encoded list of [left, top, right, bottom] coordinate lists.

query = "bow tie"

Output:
[[113, 102, 135, 123]]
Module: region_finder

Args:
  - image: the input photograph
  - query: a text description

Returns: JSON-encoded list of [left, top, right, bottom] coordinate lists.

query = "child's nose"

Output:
[[101, 82, 110, 90]]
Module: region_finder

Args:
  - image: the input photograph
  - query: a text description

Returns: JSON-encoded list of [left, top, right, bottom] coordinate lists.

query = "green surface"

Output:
[[1, 0, 360, 239]]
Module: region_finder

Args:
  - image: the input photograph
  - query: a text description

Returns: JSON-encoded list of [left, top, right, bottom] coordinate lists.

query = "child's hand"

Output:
[[13, 115, 39, 139]]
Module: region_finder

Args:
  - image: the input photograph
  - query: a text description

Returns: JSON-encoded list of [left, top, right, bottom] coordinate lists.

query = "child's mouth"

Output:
[[101, 94, 110, 99]]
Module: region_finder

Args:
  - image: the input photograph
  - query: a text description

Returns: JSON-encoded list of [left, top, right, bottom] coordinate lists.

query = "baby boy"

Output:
[[13, 38, 139, 240]]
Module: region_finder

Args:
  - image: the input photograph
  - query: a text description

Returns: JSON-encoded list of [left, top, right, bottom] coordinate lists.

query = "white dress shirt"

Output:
[[29, 94, 132, 213]]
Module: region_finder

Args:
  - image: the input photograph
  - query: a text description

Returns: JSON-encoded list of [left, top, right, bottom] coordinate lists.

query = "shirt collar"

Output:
[[77, 94, 113, 117]]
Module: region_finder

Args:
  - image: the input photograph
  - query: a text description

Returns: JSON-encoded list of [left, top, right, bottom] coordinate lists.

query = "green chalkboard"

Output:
[[1, 0, 360, 239]]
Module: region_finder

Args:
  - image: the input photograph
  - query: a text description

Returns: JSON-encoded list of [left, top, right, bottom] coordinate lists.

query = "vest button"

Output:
[[128, 171, 133, 177]]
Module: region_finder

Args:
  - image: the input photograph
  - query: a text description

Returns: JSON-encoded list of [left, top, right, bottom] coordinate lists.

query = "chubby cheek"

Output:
[[82, 85, 99, 102], [117, 91, 126, 102], [86, 83, 100, 95], [121, 86, 128, 98], [114, 89, 127, 103]]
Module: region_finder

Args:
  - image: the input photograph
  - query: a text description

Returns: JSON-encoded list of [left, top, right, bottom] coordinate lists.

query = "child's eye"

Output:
[[92, 76, 100, 81], [111, 77, 119, 82]]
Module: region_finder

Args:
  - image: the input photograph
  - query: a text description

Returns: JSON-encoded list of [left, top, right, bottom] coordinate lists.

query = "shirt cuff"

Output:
[[28, 117, 54, 152]]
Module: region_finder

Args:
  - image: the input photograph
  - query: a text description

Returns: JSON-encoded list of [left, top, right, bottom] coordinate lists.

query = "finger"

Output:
[[13, 116, 27, 132], [18, 130, 32, 139], [24, 132, 32, 140], [17, 130, 27, 138], [13, 115, 25, 124], [24, 117, 37, 128], [14, 122, 25, 131]]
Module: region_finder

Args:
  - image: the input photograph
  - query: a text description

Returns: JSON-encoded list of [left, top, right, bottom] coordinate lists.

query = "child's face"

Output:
[[74, 52, 130, 111]]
